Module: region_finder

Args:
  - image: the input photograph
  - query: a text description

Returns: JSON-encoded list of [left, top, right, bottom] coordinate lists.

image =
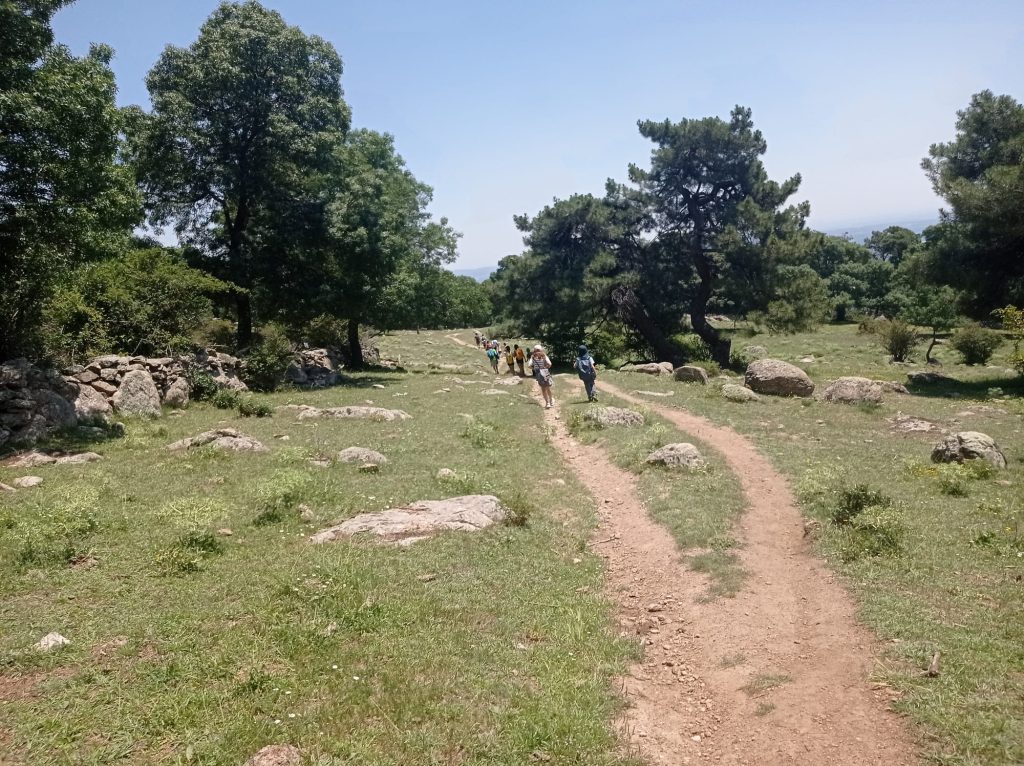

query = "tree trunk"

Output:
[[347, 318, 364, 369], [235, 292, 253, 350], [690, 257, 731, 367], [612, 285, 683, 366], [926, 330, 938, 364]]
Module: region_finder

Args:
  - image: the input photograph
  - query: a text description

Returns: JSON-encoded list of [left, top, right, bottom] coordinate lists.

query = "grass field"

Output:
[[600, 323, 1024, 766], [0, 331, 640, 766]]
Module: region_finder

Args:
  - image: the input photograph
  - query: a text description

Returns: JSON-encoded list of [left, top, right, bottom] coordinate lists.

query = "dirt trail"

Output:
[[542, 378, 919, 765]]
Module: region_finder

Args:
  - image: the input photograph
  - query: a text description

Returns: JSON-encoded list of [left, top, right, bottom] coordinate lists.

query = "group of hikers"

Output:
[[473, 330, 598, 408]]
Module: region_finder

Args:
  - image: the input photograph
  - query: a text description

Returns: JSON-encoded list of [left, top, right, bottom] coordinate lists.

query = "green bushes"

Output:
[[209, 388, 272, 417], [831, 484, 892, 526], [242, 324, 294, 392], [949, 323, 1002, 365], [43, 247, 232, 364], [876, 319, 919, 362]]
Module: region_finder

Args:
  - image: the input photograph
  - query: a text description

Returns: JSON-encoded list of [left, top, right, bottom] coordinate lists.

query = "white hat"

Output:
[[533, 344, 544, 352]]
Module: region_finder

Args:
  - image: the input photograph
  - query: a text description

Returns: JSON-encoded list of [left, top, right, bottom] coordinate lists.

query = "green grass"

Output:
[[562, 386, 748, 600], [0, 330, 639, 765], [604, 322, 1024, 765]]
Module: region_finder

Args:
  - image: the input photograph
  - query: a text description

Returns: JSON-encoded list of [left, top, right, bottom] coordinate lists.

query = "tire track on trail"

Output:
[[541, 377, 919, 765]]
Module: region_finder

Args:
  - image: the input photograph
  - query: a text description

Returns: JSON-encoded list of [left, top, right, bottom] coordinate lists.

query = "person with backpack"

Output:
[[504, 344, 515, 374], [528, 344, 555, 408], [513, 344, 526, 376], [486, 343, 500, 374], [574, 345, 598, 402]]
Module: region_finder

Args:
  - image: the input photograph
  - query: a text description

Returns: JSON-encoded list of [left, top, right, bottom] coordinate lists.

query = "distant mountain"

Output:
[[451, 265, 497, 282], [824, 217, 937, 244]]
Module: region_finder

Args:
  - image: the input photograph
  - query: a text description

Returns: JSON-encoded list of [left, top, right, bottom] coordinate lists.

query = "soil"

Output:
[[542, 376, 920, 765]]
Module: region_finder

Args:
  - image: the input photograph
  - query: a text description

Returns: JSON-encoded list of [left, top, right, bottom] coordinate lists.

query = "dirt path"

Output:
[[538, 375, 919, 765]]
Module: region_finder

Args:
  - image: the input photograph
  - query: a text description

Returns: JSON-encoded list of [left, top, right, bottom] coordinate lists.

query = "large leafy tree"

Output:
[[922, 90, 1024, 313], [864, 226, 921, 266], [273, 130, 458, 365], [132, 0, 349, 346], [0, 0, 139, 359], [626, 107, 806, 364]]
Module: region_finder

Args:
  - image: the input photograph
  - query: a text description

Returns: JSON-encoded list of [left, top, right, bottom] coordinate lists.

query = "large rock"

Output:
[[337, 447, 387, 466], [744, 359, 814, 397], [673, 365, 709, 384], [721, 384, 760, 403], [646, 443, 706, 470], [3, 450, 102, 468], [931, 431, 1007, 469], [162, 377, 190, 409], [73, 384, 112, 421], [621, 363, 670, 376], [822, 377, 883, 405], [167, 428, 268, 453], [285, 348, 343, 388], [582, 407, 645, 427], [907, 371, 953, 386], [310, 495, 508, 546], [288, 405, 411, 422], [111, 370, 162, 417]]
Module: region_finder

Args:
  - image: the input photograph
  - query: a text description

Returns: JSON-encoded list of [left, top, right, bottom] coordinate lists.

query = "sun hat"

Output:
[[533, 344, 544, 352]]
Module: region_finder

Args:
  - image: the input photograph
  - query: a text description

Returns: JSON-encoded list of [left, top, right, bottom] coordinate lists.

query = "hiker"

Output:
[[574, 344, 598, 402], [474, 330, 481, 347], [486, 343, 500, 374], [513, 344, 526, 376], [528, 344, 554, 408], [504, 344, 515, 374]]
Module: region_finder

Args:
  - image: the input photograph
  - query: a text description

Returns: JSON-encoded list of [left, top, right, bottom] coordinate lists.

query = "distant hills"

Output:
[[451, 217, 939, 283]]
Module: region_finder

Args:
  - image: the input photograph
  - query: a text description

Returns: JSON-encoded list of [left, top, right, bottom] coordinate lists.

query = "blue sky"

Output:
[[54, 0, 1024, 269]]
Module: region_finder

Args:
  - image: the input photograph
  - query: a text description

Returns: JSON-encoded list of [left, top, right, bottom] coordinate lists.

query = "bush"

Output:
[[237, 397, 273, 418], [831, 484, 892, 526], [243, 324, 294, 392], [502, 491, 535, 528], [839, 508, 906, 561], [673, 333, 712, 362], [192, 318, 237, 350], [184, 367, 219, 402], [937, 464, 969, 496], [211, 389, 241, 410], [876, 319, 919, 362], [303, 314, 348, 349], [729, 349, 752, 370], [949, 324, 1003, 365]]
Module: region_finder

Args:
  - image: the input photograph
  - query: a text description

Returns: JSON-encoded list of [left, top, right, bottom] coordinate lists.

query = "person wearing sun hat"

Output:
[[528, 344, 554, 408]]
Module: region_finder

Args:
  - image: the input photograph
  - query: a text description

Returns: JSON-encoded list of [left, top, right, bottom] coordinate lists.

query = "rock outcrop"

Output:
[[111, 370, 162, 417], [0, 358, 79, 448], [167, 428, 268, 453], [621, 363, 671, 376], [744, 359, 815, 397], [646, 443, 706, 470], [822, 377, 884, 405], [721, 384, 760, 403], [310, 495, 508, 546], [931, 431, 1006, 469], [337, 447, 387, 466], [673, 365, 710, 384], [285, 404, 411, 422]]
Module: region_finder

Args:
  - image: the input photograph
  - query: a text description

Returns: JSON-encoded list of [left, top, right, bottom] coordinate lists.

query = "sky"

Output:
[[54, 0, 1024, 270]]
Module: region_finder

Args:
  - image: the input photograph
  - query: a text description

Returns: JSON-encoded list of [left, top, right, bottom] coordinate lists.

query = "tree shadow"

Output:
[[905, 372, 1024, 400]]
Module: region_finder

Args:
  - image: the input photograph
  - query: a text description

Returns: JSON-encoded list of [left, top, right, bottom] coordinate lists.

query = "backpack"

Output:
[[577, 355, 594, 376]]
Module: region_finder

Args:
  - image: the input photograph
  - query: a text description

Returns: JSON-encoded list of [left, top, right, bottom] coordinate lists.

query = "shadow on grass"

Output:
[[905, 372, 1024, 400]]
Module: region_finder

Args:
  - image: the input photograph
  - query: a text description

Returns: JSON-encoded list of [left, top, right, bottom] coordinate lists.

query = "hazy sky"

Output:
[[54, 0, 1024, 269]]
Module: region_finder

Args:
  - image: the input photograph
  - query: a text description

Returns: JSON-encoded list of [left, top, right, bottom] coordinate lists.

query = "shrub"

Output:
[[876, 319, 918, 362], [303, 314, 348, 349], [729, 349, 752, 370], [211, 388, 241, 410], [673, 333, 712, 362], [831, 484, 892, 526], [502, 491, 535, 528], [243, 324, 294, 392], [192, 318, 237, 350], [936, 464, 969, 496], [184, 367, 219, 402], [839, 508, 906, 561], [949, 324, 1003, 365], [237, 397, 273, 418]]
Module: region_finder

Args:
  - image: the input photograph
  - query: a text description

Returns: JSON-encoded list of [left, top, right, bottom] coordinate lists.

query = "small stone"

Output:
[[646, 603, 664, 612], [0, 483, 15, 493], [337, 447, 387, 466], [298, 505, 316, 522], [416, 573, 437, 582], [36, 632, 70, 652], [13, 476, 43, 488], [436, 468, 457, 480], [243, 744, 301, 766], [217, 528, 233, 536], [372, 384, 386, 389]]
